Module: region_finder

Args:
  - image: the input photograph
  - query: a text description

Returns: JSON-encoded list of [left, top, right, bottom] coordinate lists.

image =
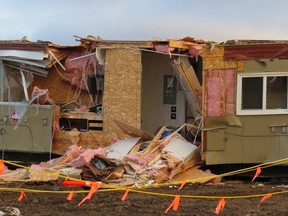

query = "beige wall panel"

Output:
[[243, 58, 288, 72], [206, 133, 242, 164], [205, 115, 288, 164], [206, 129, 225, 151], [240, 115, 288, 136], [278, 136, 288, 160], [242, 137, 279, 163], [103, 49, 141, 133]]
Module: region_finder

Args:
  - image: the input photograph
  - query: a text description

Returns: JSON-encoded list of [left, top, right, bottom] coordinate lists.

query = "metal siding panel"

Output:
[[242, 137, 279, 163], [206, 129, 225, 151], [243, 59, 288, 72]]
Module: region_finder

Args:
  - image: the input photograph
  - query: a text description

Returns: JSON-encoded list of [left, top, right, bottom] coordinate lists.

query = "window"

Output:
[[237, 72, 288, 115]]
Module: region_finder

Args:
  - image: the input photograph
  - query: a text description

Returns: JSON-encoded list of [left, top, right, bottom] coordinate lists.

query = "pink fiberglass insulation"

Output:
[[70, 148, 106, 168], [124, 152, 156, 167], [147, 168, 161, 178], [205, 69, 236, 116], [206, 70, 224, 116], [74, 105, 89, 112], [124, 153, 147, 166], [189, 44, 202, 57], [154, 44, 175, 54], [63, 50, 97, 90], [31, 86, 54, 105]]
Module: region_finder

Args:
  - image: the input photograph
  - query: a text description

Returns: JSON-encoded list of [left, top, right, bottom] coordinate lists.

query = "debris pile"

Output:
[[0, 121, 219, 186]]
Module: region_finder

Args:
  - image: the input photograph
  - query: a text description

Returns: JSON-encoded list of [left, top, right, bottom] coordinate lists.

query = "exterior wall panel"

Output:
[[103, 49, 142, 134]]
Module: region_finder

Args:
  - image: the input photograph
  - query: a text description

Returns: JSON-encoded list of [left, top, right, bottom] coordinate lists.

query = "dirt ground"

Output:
[[0, 180, 287, 216]]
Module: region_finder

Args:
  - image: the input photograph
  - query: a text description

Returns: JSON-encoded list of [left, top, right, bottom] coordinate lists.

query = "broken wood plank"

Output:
[[169, 40, 199, 49], [105, 165, 125, 180], [155, 167, 171, 183], [114, 120, 154, 141], [161, 153, 182, 170], [142, 126, 166, 155], [61, 111, 103, 121], [169, 158, 199, 179], [172, 165, 221, 183], [173, 58, 202, 117], [179, 57, 201, 91]]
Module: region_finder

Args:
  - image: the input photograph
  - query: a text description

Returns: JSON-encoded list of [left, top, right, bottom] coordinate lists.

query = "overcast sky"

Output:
[[1, 0, 288, 45]]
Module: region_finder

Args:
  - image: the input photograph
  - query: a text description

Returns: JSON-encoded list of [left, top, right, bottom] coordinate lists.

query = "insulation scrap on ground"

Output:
[[0, 122, 220, 186]]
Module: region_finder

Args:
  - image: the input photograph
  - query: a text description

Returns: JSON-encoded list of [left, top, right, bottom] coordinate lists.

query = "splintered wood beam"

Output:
[[114, 120, 154, 141], [142, 126, 166, 156], [169, 40, 199, 49]]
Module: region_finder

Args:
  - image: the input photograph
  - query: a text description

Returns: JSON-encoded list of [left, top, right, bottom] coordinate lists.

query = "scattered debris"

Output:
[[0, 122, 220, 187]]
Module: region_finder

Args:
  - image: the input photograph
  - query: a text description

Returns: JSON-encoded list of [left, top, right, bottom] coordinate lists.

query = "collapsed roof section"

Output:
[[0, 39, 83, 104], [75, 35, 213, 57], [0, 39, 76, 77]]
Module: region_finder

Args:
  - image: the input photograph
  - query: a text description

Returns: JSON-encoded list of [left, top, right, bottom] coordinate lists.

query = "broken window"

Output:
[[241, 77, 263, 109], [237, 72, 288, 115], [1, 65, 33, 102]]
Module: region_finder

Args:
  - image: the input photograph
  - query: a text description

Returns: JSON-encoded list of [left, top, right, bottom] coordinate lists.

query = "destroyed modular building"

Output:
[[1, 36, 288, 169]]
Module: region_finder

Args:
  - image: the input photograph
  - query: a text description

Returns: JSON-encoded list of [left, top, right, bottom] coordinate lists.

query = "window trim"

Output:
[[236, 72, 288, 115]]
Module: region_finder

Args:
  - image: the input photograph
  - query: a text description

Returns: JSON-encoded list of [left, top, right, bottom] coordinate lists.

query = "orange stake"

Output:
[[165, 195, 180, 213], [121, 189, 130, 202], [78, 182, 102, 206], [67, 191, 74, 201], [252, 166, 262, 182], [18, 191, 27, 202], [258, 194, 272, 207], [0, 160, 5, 175], [215, 197, 225, 214], [178, 181, 186, 191]]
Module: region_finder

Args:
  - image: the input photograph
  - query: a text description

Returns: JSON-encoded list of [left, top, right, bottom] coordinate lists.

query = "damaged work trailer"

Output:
[[0, 37, 204, 161], [202, 40, 288, 165], [0, 40, 72, 161], [3, 36, 288, 168]]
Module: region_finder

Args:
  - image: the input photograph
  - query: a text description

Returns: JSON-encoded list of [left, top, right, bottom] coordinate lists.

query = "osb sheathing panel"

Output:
[[202, 46, 243, 71], [30, 67, 91, 105], [52, 131, 123, 155], [103, 49, 141, 133]]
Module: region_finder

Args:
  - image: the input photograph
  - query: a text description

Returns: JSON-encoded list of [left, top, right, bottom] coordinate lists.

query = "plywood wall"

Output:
[[103, 49, 142, 133], [202, 46, 243, 71], [31, 67, 91, 105]]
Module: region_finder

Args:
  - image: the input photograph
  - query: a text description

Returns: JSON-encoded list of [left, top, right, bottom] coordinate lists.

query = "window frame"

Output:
[[236, 72, 288, 115]]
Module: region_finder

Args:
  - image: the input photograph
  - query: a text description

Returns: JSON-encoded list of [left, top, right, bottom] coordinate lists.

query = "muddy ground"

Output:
[[0, 180, 287, 216]]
